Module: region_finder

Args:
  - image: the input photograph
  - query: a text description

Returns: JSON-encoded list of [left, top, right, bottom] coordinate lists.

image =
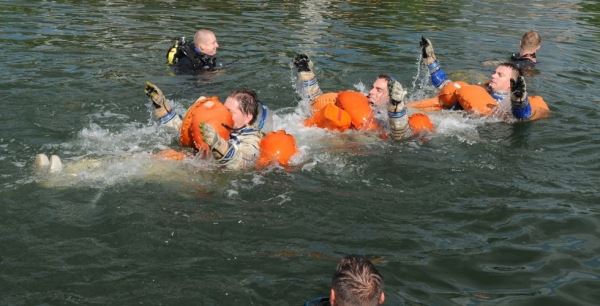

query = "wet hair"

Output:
[[229, 89, 259, 124], [498, 62, 522, 80], [377, 74, 393, 85], [521, 30, 541, 50], [331, 255, 384, 306]]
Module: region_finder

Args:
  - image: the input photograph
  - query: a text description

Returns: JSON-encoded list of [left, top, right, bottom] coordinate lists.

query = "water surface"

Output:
[[1, 0, 599, 305]]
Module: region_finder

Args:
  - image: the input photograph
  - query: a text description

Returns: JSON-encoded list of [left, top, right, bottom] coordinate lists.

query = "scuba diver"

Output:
[[166, 29, 221, 72], [294, 54, 434, 141], [511, 30, 542, 70], [410, 36, 549, 121], [483, 30, 542, 71], [144, 82, 273, 170]]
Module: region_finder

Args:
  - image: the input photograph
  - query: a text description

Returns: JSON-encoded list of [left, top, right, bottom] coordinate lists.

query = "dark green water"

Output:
[[1, 0, 599, 305]]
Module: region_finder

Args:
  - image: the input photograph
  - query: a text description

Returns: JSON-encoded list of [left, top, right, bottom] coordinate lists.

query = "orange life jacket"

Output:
[[304, 91, 379, 132], [408, 113, 434, 134], [179, 96, 233, 152], [256, 130, 298, 168], [439, 81, 468, 108], [336, 91, 379, 131], [310, 92, 338, 114], [455, 84, 498, 115], [304, 102, 352, 131], [166, 99, 299, 167], [528, 96, 550, 120]]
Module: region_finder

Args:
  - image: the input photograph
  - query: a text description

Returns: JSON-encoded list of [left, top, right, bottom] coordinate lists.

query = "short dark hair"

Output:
[[498, 62, 522, 80], [377, 74, 393, 84], [229, 89, 259, 124], [331, 255, 384, 306]]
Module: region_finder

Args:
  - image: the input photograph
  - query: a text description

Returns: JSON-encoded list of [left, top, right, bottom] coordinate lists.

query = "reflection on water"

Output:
[[1, 0, 600, 305]]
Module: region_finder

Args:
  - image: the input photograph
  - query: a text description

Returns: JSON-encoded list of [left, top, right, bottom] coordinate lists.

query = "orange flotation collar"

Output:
[[304, 103, 352, 131], [408, 113, 434, 134], [304, 91, 379, 132], [528, 96, 550, 120], [256, 130, 298, 168], [336, 91, 379, 131], [439, 81, 468, 108], [410, 81, 497, 116], [179, 96, 233, 152], [311, 92, 338, 114], [455, 84, 498, 115]]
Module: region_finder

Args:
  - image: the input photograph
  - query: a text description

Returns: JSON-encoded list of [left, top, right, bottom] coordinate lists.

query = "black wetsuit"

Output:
[[511, 52, 537, 70], [303, 297, 330, 306], [170, 41, 218, 73]]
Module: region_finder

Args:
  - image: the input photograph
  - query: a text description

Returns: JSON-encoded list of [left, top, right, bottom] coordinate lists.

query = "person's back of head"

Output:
[[330, 255, 385, 306], [520, 30, 541, 54]]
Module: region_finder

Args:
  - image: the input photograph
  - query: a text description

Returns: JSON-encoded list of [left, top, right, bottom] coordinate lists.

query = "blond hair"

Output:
[[521, 31, 541, 50]]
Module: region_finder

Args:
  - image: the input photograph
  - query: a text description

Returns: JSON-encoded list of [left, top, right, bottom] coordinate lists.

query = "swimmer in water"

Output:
[[511, 30, 542, 70], [294, 54, 433, 140], [35, 83, 273, 173], [410, 36, 549, 121], [484, 30, 542, 71], [145, 82, 272, 170], [304, 255, 385, 306]]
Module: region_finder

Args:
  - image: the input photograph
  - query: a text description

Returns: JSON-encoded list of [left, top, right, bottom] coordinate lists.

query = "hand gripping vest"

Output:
[[179, 96, 233, 152]]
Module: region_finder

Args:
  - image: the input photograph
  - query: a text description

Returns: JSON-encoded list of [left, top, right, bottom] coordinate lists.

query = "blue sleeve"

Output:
[[512, 98, 532, 120], [428, 60, 448, 88], [158, 111, 179, 125]]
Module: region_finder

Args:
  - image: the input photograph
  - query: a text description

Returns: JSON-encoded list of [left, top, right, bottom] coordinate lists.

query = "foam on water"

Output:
[[32, 65, 508, 190], [33, 98, 226, 188]]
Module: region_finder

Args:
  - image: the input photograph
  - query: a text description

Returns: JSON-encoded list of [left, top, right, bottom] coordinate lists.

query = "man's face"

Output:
[[199, 33, 219, 56], [224, 97, 251, 129], [368, 78, 389, 106], [489, 65, 513, 92]]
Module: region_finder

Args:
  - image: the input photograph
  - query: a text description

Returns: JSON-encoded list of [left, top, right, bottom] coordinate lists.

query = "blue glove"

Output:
[[510, 76, 532, 119]]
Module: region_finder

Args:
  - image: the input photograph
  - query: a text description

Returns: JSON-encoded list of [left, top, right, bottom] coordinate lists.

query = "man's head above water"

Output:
[[489, 63, 521, 93], [194, 29, 219, 56]]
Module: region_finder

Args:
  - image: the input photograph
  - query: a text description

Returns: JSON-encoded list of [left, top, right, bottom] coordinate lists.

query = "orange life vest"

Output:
[[410, 81, 550, 120], [256, 130, 298, 168], [336, 91, 379, 131], [179, 96, 233, 152], [408, 113, 434, 134], [455, 84, 498, 115], [304, 91, 379, 132], [304, 102, 352, 131], [528, 96, 550, 120], [439, 81, 468, 108], [164, 100, 299, 167], [310, 92, 338, 114], [410, 82, 496, 115]]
